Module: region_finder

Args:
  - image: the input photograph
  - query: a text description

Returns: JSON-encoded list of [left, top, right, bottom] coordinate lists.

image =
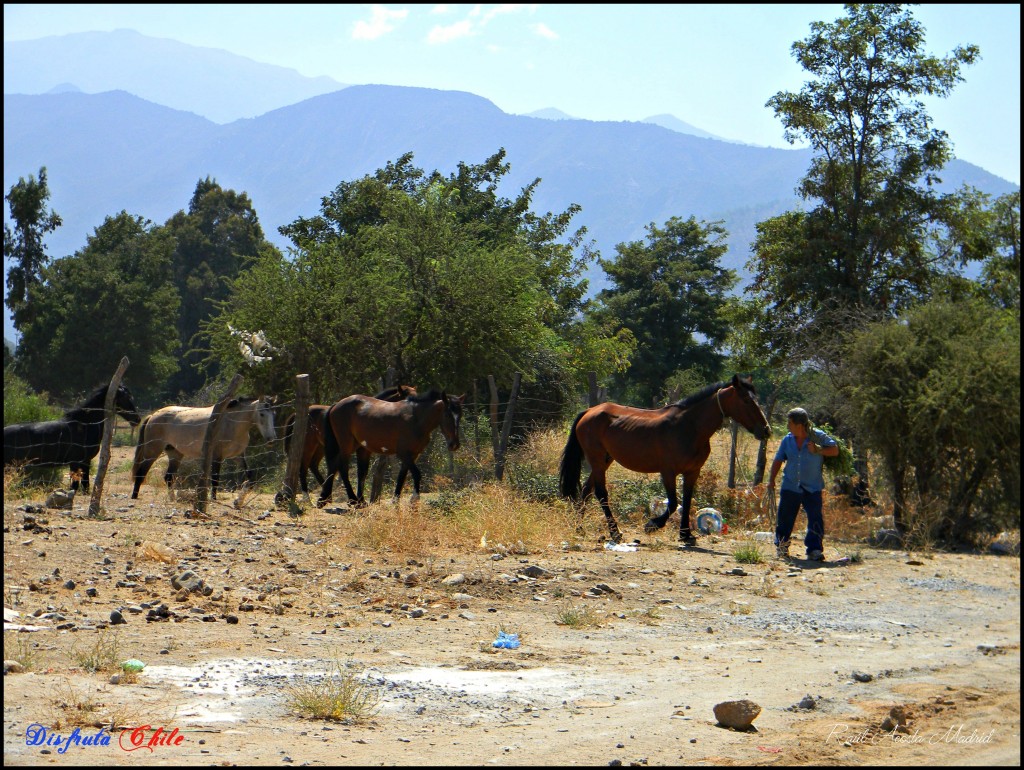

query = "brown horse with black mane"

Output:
[[282, 385, 417, 497], [559, 375, 770, 544], [317, 389, 464, 508]]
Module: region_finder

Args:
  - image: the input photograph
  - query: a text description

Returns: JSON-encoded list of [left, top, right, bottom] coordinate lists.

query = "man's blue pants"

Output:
[[775, 488, 825, 554]]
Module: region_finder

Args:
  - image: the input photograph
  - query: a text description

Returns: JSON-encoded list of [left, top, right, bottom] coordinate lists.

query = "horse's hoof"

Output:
[[643, 519, 662, 534], [680, 535, 698, 547]]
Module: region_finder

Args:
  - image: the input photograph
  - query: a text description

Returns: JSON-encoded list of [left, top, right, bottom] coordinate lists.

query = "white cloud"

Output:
[[427, 19, 474, 44], [481, 4, 537, 26], [352, 5, 409, 41], [531, 22, 557, 40]]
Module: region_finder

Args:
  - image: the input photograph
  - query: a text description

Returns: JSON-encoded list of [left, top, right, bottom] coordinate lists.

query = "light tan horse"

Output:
[[131, 396, 277, 499]]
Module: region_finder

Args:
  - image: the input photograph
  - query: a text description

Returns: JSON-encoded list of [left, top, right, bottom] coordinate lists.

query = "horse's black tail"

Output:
[[558, 411, 587, 500]]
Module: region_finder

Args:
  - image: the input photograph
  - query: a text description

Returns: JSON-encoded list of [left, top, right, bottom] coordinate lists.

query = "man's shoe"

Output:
[[808, 549, 825, 561], [776, 541, 790, 559]]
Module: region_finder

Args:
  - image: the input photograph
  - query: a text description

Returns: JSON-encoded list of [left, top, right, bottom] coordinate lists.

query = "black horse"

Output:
[[4, 384, 142, 492]]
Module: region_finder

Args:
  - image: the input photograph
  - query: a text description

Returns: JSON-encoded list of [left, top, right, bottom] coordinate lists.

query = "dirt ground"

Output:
[[3, 447, 1021, 767]]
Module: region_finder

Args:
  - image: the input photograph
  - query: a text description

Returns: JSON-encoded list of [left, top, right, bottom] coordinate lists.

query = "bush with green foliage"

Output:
[[4, 369, 59, 424]]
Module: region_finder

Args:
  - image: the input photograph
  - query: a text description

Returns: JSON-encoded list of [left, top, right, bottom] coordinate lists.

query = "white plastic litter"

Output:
[[604, 542, 638, 552]]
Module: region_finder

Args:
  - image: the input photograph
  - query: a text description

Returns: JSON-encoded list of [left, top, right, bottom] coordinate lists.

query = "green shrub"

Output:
[[4, 370, 60, 424]]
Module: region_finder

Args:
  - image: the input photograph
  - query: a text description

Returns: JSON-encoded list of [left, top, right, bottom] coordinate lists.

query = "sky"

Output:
[[3, 3, 1020, 185]]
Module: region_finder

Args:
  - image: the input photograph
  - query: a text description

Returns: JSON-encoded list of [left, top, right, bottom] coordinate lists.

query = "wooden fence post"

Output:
[[495, 372, 521, 481], [487, 375, 501, 462], [87, 356, 130, 518], [276, 373, 310, 509], [728, 420, 739, 489], [588, 372, 599, 407], [194, 373, 243, 516]]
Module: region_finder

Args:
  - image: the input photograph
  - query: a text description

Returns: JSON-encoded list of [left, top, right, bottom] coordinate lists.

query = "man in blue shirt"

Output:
[[767, 407, 839, 561]]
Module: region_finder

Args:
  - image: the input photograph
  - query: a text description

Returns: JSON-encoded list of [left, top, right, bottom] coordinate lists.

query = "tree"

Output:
[[4, 167, 63, 333], [753, 3, 981, 323], [205, 153, 629, 406], [979, 191, 1021, 313], [15, 212, 180, 400], [748, 4, 982, 504], [839, 297, 1019, 543], [595, 217, 735, 406], [162, 178, 280, 397]]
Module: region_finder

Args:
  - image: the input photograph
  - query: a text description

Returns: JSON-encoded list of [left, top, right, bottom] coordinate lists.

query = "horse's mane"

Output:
[[64, 385, 112, 417], [408, 388, 445, 404], [672, 377, 757, 410], [672, 381, 728, 409]]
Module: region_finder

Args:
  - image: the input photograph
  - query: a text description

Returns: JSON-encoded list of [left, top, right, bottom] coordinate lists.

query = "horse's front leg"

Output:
[[678, 472, 698, 545], [407, 456, 422, 502], [164, 453, 182, 501], [69, 462, 87, 493], [210, 459, 222, 500], [241, 454, 255, 489], [316, 456, 337, 508], [392, 453, 413, 502]]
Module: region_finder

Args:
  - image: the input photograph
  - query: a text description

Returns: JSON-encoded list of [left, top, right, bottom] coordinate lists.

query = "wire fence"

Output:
[[6, 371, 775, 516]]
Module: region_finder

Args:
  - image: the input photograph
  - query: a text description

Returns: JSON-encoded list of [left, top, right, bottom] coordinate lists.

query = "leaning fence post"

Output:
[[276, 374, 310, 510], [495, 372, 521, 482], [487, 375, 501, 463], [87, 356, 130, 518], [194, 373, 243, 516]]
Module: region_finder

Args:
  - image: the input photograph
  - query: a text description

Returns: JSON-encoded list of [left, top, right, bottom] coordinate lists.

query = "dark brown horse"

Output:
[[317, 389, 464, 508], [282, 385, 417, 497], [559, 375, 770, 544]]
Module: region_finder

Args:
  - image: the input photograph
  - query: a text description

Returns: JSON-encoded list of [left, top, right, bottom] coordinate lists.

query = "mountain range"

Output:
[[4, 31, 1019, 345]]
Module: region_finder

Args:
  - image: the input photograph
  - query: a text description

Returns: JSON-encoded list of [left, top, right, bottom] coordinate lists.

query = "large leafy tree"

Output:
[[207, 152, 628, 405], [746, 4, 983, 505], [15, 212, 180, 400], [4, 167, 63, 333], [749, 4, 981, 345], [840, 297, 1019, 542], [595, 216, 735, 406], [163, 178, 280, 397]]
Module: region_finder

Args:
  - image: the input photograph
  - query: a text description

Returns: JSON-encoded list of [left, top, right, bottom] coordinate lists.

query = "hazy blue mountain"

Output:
[[641, 114, 731, 142], [3, 40, 1018, 345], [3, 29, 348, 123], [523, 108, 578, 120]]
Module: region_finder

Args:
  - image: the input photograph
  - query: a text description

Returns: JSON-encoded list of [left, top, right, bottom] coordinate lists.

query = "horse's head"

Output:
[[722, 374, 770, 441], [439, 392, 465, 452], [254, 395, 278, 441], [115, 385, 142, 427]]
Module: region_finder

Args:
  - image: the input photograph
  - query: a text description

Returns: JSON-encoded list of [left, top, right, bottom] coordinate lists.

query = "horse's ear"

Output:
[[732, 373, 742, 388]]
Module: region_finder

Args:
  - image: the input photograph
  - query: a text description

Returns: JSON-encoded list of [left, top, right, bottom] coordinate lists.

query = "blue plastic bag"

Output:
[[492, 631, 520, 649]]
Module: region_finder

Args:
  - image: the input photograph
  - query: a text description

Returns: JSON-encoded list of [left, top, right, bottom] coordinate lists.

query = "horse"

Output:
[[4, 384, 141, 493], [130, 396, 277, 500], [316, 389, 464, 508], [558, 374, 771, 544], [282, 385, 417, 497]]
